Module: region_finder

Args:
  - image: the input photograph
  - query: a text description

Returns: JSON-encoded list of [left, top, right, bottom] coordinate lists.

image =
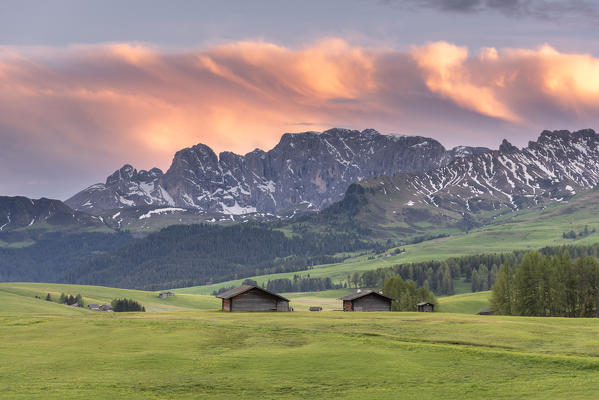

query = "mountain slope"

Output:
[[66, 128, 490, 215], [0, 196, 103, 232], [320, 129, 599, 237]]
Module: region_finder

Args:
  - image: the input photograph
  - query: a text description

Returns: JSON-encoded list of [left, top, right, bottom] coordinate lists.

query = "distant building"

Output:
[[477, 306, 494, 315], [339, 290, 393, 312], [88, 304, 100, 310], [98, 304, 113, 311], [158, 291, 175, 299], [215, 285, 290, 312], [309, 306, 323, 312], [417, 302, 435, 312]]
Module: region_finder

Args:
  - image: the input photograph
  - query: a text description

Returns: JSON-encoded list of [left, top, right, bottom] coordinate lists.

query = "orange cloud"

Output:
[[2, 39, 599, 199], [411, 41, 520, 122]]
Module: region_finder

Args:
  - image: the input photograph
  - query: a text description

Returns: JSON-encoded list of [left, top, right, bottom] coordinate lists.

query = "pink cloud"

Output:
[[1, 39, 599, 197]]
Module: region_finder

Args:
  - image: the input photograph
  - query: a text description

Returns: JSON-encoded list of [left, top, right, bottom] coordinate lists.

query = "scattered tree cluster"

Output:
[[562, 225, 596, 239], [491, 251, 599, 317], [59, 293, 83, 306], [382, 275, 437, 311], [111, 298, 145, 312]]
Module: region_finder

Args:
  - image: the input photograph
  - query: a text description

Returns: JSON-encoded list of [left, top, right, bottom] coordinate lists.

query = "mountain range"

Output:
[[65, 128, 491, 215], [2, 127, 599, 289], [309, 129, 599, 238]]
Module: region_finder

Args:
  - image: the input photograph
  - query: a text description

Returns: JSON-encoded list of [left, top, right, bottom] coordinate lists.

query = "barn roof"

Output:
[[417, 302, 434, 306], [215, 285, 289, 301], [338, 290, 394, 301]]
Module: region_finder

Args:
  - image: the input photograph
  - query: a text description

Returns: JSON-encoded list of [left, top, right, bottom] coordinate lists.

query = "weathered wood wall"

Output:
[[276, 300, 289, 311], [352, 294, 391, 312], [230, 288, 288, 312]]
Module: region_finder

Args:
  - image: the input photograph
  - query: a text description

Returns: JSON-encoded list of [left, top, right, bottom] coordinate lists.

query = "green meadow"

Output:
[[2, 283, 599, 399]]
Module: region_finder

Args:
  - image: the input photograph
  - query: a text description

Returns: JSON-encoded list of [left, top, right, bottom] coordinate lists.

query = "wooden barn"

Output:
[[339, 290, 393, 312], [216, 285, 290, 312], [477, 306, 494, 315], [417, 302, 435, 312]]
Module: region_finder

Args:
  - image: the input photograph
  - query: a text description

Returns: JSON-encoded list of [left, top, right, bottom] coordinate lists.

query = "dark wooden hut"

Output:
[[216, 285, 290, 312], [417, 302, 434, 312], [339, 290, 392, 312], [477, 306, 494, 315]]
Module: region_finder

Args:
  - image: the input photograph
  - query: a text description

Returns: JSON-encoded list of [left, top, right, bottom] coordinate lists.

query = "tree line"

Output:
[[265, 275, 344, 293], [491, 251, 599, 317], [358, 243, 599, 296]]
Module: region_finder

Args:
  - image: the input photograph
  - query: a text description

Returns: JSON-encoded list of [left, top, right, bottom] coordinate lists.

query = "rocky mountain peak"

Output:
[[499, 139, 518, 153], [65, 128, 505, 215]]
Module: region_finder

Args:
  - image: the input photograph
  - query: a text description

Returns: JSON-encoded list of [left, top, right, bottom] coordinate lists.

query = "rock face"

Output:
[[67, 128, 489, 214], [359, 129, 599, 213], [0, 196, 102, 231]]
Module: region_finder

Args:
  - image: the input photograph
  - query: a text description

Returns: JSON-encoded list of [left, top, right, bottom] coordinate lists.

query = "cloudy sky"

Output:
[[2, 0, 599, 199]]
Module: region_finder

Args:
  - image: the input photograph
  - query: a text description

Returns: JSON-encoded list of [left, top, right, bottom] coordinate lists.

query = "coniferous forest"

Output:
[[491, 251, 599, 317], [62, 223, 371, 290]]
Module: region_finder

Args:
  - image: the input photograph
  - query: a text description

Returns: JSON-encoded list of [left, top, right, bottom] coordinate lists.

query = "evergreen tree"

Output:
[[490, 263, 513, 315], [479, 264, 489, 291], [471, 269, 480, 293]]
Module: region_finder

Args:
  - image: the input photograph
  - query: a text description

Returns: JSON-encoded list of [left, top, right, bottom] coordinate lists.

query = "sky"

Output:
[[2, 0, 599, 199]]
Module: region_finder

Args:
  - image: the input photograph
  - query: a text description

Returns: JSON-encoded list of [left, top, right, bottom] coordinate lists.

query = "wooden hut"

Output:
[[216, 285, 290, 312], [339, 290, 392, 312], [417, 302, 434, 312], [477, 306, 494, 315]]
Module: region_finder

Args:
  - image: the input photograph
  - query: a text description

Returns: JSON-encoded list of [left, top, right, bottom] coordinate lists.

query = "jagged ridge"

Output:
[[358, 129, 599, 214], [66, 128, 489, 214]]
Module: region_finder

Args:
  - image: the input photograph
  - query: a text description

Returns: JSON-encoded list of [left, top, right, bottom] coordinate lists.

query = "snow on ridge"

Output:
[[0, 214, 10, 231], [219, 201, 257, 215], [139, 208, 187, 220]]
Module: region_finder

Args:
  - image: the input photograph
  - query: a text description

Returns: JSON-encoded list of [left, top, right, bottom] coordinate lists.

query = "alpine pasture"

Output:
[[2, 283, 599, 399]]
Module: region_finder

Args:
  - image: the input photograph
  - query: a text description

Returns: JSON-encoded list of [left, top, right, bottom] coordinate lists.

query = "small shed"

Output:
[[339, 290, 393, 312], [88, 304, 100, 310], [216, 285, 290, 312], [98, 304, 113, 311], [417, 302, 434, 312], [477, 306, 494, 315]]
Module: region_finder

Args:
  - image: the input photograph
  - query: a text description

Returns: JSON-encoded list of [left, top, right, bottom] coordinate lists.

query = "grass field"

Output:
[[1, 284, 599, 399]]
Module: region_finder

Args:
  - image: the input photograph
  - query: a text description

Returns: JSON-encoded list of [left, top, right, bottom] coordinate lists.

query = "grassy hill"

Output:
[[438, 291, 491, 314], [0, 282, 219, 312], [1, 285, 598, 399]]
